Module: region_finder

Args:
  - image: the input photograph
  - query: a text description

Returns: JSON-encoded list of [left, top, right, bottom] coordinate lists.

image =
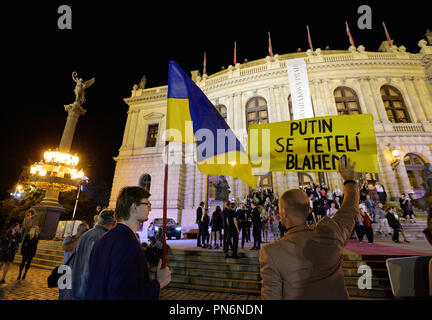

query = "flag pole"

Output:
[[205, 174, 209, 208], [161, 140, 169, 268], [382, 22, 392, 47], [307, 25, 313, 51]]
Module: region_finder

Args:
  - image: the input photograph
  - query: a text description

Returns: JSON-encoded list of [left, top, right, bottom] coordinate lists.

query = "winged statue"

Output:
[[72, 71, 95, 105]]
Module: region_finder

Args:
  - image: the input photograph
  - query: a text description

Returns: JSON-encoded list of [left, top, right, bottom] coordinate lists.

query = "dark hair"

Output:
[[7, 223, 20, 233], [200, 202, 205, 206], [115, 186, 151, 221], [98, 209, 116, 226]]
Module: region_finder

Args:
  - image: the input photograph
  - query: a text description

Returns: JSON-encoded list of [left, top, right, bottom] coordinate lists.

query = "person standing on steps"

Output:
[[196, 202, 204, 247], [251, 201, 262, 250]]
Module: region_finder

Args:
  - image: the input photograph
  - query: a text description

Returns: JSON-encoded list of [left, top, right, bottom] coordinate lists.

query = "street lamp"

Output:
[[72, 176, 89, 220], [28, 149, 86, 192], [388, 144, 401, 170], [11, 185, 24, 200]]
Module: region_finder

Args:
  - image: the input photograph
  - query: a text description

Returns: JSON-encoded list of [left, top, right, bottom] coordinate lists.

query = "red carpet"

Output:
[[345, 240, 431, 256]]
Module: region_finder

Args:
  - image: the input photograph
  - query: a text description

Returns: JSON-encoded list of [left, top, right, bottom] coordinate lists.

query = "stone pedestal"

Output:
[[32, 189, 65, 240], [209, 200, 224, 212]]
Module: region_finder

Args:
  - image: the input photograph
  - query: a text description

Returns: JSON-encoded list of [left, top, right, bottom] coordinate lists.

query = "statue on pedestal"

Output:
[[213, 176, 230, 202], [72, 71, 95, 105]]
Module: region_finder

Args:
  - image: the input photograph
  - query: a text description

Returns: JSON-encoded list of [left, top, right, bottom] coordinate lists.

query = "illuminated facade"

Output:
[[110, 35, 432, 234]]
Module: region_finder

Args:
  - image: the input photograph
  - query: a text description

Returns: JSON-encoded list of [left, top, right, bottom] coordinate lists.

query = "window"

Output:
[[380, 85, 411, 123], [246, 97, 268, 128], [404, 153, 425, 198], [146, 124, 158, 147], [334, 87, 362, 115], [139, 174, 151, 191], [215, 104, 227, 121]]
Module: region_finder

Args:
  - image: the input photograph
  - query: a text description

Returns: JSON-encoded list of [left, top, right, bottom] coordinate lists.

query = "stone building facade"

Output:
[[109, 35, 432, 236]]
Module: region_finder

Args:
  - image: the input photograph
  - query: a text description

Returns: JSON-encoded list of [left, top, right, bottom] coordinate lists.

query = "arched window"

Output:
[[380, 85, 411, 123], [215, 104, 227, 122], [288, 95, 294, 120], [246, 97, 268, 128], [334, 87, 362, 115], [139, 174, 151, 191], [404, 153, 425, 198]]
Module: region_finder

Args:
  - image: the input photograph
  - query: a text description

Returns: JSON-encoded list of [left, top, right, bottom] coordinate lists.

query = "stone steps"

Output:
[[372, 220, 427, 241]]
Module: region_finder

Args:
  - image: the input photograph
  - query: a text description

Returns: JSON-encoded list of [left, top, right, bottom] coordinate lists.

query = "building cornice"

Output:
[[124, 51, 427, 105]]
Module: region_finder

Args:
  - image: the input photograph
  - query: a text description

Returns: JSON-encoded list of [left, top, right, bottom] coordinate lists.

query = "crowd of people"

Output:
[[0, 161, 422, 300], [195, 179, 418, 252], [0, 208, 40, 285], [0, 186, 172, 300], [196, 187, 287, 258]]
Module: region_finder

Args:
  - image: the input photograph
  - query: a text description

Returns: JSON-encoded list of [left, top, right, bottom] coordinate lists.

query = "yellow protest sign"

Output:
[[248, 114, 379, 173]]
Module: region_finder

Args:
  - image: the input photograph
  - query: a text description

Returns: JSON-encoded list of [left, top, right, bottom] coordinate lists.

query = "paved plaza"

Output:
[[0, 263, 260, 300], [0, 239, 430, 300]]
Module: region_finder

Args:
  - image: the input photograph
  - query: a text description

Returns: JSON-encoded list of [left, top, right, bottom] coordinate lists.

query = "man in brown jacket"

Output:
[[260, 157, 359, 299]]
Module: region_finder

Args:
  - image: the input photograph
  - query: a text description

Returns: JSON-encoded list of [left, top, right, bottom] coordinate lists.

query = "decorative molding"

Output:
[[142, 112, 165, 120]]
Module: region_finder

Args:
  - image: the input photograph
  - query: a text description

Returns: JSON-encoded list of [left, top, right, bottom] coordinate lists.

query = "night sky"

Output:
[[1, 1, 431, 201]]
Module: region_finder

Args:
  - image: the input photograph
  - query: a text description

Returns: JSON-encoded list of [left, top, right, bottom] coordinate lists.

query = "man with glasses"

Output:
[[85, 186, 171, 300]]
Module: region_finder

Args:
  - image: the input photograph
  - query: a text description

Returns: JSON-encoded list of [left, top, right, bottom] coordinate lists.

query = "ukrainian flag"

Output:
[[166, 60, 257, 189]]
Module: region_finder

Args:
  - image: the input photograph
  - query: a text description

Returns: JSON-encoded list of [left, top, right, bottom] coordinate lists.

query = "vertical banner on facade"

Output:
[[286, 58, 314, 120]]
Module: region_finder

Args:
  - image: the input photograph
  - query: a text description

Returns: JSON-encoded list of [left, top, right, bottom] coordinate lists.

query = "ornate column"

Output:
[[327, 172, 343, 191], [126, 109, 139, 148], [308, 81, 318, 119], [59, 102, 87, 152], [227, 176, 235, 200], [357, 77, 377, 118], [275, 172, 288, 195], [376, 145, 400, 199], [413, 77, 432, 122], [121, 110, 133, 149], [276, 85, 286, 122], [318, 80, 330, 116], [194, 164, 204, 207], [184, 158, 196, 209], [402, 76, 425, 122], [240, 93, 247, 136], [395, 159, 413, 195], [312, 79, 324, 116], [286, 172, 300, 189], [368, 78, 390, 123], [268, 86, 276, 123], [322, 79, 335, 115]]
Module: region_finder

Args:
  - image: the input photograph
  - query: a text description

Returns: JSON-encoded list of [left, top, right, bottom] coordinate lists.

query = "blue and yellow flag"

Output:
[[166, 61, 257, 189]]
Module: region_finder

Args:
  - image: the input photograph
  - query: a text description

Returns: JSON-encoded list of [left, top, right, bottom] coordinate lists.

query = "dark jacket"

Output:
[[72, 224, 109, 300], [196, 207, 203, 224], [201, 214, 210, 228], [386, 212, 401, 230], [210, 210, 222, 231], [85, 223, 160, 300], [20, 234, 39, 258], [252, 207, 261, 227], [0, 230, 21, 254]]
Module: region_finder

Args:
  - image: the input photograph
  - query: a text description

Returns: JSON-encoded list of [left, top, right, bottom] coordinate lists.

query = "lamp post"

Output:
[[25, 72, 94, 239], [72, 177, 89, 220]]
